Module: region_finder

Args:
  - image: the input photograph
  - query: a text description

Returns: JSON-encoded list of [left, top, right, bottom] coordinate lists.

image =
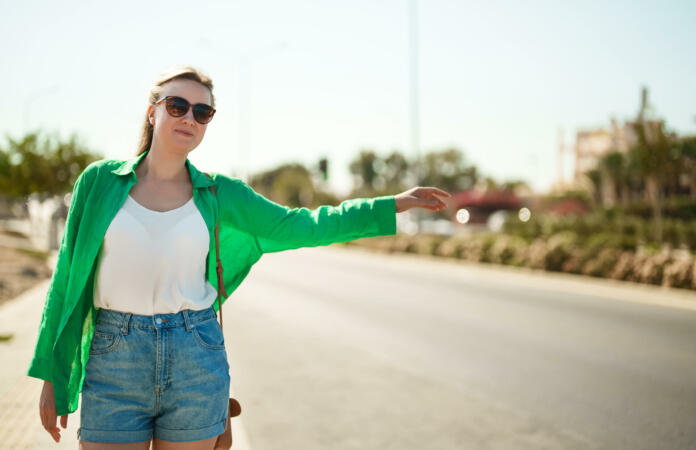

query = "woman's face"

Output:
[[147, 78, 213, 156]]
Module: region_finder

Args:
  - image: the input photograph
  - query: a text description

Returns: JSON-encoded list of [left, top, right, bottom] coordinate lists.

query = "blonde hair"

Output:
[[136, 65, 215, 155]]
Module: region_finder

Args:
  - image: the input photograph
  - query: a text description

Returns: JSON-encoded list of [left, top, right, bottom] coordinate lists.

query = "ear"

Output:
[[147, 105, 155, 125]]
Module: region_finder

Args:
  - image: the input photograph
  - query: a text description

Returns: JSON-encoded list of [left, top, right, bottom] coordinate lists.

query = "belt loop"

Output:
[[182, 310, 193, 332], [121, 313, 132, 335]]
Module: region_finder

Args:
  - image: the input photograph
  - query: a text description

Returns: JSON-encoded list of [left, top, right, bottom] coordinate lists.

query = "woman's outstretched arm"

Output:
[[214, 174, 451, 253]]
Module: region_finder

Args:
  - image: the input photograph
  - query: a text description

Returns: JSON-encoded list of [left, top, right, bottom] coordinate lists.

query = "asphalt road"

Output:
[[223, 245, 696, 450]]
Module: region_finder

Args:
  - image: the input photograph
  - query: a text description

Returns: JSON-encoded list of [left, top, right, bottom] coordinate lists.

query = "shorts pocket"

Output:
[[192, 318, 225, 350], [89, 330, 121, 355]]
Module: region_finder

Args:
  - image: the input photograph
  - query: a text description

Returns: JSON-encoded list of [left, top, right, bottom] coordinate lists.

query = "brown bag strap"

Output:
[[205, 172, 244, 420], [204, 176, 242, 422], [204, 173, 228, 332]]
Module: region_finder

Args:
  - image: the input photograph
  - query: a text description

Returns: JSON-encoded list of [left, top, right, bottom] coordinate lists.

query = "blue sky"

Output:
[[1, 0, 694, 195]]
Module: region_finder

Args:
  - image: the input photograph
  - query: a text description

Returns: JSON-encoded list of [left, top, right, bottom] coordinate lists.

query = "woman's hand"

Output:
[[40, 381, 68, 442], [394, 186, 452, 213]]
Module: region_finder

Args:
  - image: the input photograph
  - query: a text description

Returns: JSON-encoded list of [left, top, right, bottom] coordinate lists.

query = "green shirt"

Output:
[[27, 149, 397, 415]]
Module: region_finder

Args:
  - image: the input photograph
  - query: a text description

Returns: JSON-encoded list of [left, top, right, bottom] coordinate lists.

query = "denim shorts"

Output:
[[78, 306, 230, 443]]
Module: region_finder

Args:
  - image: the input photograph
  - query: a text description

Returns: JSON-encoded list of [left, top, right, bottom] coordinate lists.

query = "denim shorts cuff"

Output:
[[78, 426, 152, 443], [154, 418, 227, 442]]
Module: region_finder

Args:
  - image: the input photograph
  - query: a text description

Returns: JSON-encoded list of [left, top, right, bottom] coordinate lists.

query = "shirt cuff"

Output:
[[372, 195, 397, 236], [27, 356, 54, 382]]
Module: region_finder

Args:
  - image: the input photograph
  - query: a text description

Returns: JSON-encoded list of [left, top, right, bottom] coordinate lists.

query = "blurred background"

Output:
[[1, 1, 696, 449]]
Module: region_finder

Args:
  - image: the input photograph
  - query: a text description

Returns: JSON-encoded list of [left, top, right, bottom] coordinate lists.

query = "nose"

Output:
[[181, 107, 196, 125]]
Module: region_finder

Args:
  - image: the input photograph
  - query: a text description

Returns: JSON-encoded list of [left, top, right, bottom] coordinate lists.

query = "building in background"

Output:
[[571, 87, 662, 188]]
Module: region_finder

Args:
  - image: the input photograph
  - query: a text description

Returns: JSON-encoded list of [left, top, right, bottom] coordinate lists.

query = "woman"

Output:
[[29, 65, 451, 449]]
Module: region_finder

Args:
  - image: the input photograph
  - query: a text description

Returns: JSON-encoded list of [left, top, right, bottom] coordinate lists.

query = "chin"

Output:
[[164, 142, 198, 156]]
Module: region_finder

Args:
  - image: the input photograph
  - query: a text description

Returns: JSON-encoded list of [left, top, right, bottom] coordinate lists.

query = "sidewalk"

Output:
[[0, 278, 77, 449], [0, 252, 252, 450]]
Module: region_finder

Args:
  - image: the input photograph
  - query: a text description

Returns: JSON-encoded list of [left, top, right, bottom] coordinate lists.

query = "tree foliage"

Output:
[[0, 131, 102, 198], [584, 120, 692, 242], [348, 147, 479, 198], [248, 163, 315, 208], [248, 161, 340, 208]]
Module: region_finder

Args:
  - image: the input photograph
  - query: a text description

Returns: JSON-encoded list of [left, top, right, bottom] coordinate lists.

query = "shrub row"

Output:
[[345, 233, 695, 290], [502, 213, 696, 252]]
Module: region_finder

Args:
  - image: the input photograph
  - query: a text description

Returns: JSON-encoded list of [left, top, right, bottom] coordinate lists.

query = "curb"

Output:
[[333, 244, 696, 312]]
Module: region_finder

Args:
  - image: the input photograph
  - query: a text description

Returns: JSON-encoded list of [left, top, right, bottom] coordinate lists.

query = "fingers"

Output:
[[426, 195, 447, 208], [420, 197, 446, 210], [419, 187, 452, 198], [43, 414, 60, 442], [41, 412, 60, 442], [39, 394, 61, 442], [398, 186, 450, 212], [60, 414, 68, 429], [411, 188, 452, 207]]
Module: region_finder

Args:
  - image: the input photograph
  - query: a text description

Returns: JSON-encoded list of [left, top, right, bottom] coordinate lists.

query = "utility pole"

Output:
[[409, 0, 422, 232]]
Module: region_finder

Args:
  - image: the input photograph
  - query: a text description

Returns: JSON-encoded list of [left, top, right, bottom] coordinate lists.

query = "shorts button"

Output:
[[155, 318, 162, 324]]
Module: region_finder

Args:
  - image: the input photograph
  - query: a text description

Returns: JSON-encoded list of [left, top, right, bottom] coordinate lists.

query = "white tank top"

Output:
[[92, 194, 219, 315]]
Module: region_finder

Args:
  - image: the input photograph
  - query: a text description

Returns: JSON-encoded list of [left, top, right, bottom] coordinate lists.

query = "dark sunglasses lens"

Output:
[[165, 97, 189, 117], [193, 105, 215, 124]]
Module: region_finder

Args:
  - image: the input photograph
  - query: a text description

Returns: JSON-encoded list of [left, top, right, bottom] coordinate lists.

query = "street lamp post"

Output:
[[23, 85, 60, 132], [237, 42, 288, 183], [194, 40, 287, 182]]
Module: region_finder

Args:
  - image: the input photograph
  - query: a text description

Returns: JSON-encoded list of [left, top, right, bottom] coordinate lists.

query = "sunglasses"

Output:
[[153, 96, 216, 124]]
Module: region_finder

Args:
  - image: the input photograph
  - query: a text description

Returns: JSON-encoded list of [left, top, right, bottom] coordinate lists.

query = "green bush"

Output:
[[393, 235, 417, 253], [621, 196, 696, 221], [346, 228, 696, 291], [436, 236, 470, 258], [409, 235, 445, 256], [544, 231, 578, 271], [525, 239, 548, 270], [562, 248, 591, 274], [478, 233, 499, 263], [684, 225, 696, 250], [609, 251, 637, 281], [581, 248, 620, 278], [662, 254, 693, 289], [504, 209, 696, 251], [638, 249, 671, 285], [488, 235, 527, 266], [459, 239, 485, 262]]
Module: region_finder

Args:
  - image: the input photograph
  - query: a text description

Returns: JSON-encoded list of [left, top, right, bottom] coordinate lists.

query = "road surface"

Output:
[[223, 245, 696, 450]]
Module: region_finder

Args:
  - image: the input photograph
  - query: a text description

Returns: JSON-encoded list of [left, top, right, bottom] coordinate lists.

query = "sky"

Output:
[[1, 0, 695, 196]]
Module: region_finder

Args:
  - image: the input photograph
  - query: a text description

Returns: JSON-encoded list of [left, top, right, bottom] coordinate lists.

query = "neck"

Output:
[[139, 143, 189, 183]]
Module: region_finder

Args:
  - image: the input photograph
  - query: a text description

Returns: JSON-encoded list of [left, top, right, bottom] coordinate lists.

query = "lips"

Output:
[[175, 129, 194, 137]]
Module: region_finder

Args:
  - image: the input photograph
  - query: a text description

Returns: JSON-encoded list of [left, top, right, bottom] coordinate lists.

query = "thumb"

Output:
[[60, 415, 68, 429]]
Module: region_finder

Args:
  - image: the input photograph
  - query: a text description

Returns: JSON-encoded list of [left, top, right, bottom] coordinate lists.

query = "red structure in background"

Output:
[[543, 198, 589, 216], [449, 189, 524, 225], [446, 190, 589, 226]]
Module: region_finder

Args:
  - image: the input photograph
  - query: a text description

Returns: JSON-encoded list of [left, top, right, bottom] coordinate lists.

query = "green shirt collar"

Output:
[[110, 149, 213, 188]]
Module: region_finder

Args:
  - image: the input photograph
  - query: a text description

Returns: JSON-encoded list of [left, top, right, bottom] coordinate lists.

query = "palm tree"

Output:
[[681, 136, 696, 199], [584, 168, 602, 206], [629, 120, 672, 242], [599, 151, 629, 207]]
